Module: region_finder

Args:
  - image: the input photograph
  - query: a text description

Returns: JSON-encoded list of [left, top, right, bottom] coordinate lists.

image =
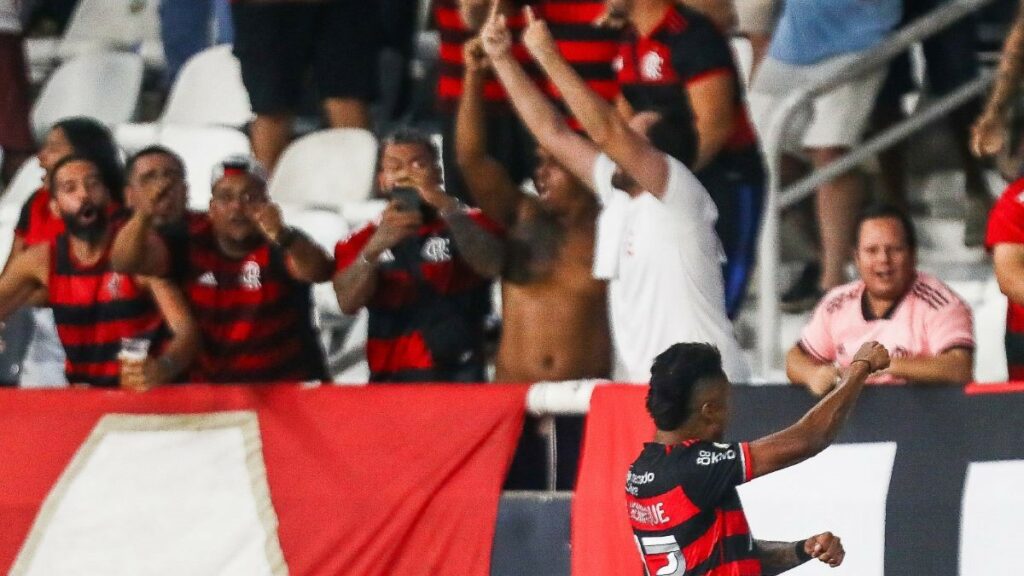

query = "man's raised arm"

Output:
[[518, 7, 670, 198], [479, 4, 598, 190], [110, 184, 172, 277], [456, 38, 527, 226], [748, 341, 890, 478]]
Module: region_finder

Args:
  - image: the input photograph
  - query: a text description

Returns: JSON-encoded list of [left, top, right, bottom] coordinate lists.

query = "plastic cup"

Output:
[[118, 338, 151, 391]]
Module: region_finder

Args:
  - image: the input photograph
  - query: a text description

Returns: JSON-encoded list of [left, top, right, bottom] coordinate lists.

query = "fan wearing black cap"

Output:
[[626, 339, 889, 575], [111, 155, 334, 384]]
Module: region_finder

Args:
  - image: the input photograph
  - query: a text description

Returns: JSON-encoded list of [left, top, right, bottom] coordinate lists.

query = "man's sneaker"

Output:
[[780, 263, 824, 313]]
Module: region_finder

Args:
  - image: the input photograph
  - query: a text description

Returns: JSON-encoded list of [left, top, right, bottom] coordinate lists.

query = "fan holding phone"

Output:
[[333, 129, 504, 383]]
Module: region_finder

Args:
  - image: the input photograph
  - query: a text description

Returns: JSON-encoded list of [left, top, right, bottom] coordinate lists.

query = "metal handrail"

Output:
[[756, 0, 997, 375]]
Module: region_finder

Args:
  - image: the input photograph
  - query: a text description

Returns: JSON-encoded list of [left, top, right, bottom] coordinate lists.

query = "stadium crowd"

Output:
[[1, 0, 1023, 398]]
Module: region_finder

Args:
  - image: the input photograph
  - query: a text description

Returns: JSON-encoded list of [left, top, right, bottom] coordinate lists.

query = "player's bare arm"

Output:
[[786, 344, 842, 397], [0, 243, 50, 320], [687, 73, 736, 170], [972, 0, 1024, 157], [885, 348, 973, 384], [518, 7, 670, 198], [749, 341, 890, 478], [757, 532, 845, 575], [480, 3, 600, 190], [135, 276, 201, 386], [456, 37, 529, 227]]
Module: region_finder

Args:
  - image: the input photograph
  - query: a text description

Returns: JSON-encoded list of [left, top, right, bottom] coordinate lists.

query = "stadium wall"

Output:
[[1, 384, 1022, 575]]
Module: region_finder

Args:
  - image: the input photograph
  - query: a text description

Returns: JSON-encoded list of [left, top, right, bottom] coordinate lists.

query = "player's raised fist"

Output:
[[852, 341, 890, 372], [804, 531, 845, 568]]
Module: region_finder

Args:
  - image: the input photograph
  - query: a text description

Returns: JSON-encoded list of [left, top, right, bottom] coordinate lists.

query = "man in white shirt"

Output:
[[481, 4, 749, 382]]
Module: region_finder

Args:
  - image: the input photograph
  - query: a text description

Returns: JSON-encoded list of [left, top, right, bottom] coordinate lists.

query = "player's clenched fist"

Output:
[[803, 532, 845, 567], [803, 531, 845, 568], [852, 341, 890, 373]]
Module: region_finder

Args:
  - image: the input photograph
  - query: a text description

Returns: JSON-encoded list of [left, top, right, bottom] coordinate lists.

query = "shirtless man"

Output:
[[456, 39, 611, 382]]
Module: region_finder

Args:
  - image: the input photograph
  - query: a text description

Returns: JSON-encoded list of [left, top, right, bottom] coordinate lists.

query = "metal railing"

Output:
[[756, 0, 998, 375]]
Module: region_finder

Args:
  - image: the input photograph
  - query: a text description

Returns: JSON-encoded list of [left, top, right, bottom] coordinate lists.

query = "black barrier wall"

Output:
[[490, 385, 1024, 576]]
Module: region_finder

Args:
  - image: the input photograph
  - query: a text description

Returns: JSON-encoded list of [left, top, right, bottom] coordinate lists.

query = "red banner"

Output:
[[571, 385, 652, 576], [0, 384, 527, 575]]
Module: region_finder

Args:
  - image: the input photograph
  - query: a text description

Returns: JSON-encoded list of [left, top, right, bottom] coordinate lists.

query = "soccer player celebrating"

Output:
[[627, 340, 889, 575]]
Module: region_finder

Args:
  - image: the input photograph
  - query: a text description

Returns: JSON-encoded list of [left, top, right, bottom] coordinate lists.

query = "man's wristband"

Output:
[[795, 541, 812, 563]]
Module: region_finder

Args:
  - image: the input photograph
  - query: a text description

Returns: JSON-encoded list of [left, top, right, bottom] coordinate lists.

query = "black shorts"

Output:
[[231, 0, 380, 114]]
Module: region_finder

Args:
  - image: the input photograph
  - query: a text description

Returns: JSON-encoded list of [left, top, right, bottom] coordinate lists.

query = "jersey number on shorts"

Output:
[[635, 534, 686, 576]]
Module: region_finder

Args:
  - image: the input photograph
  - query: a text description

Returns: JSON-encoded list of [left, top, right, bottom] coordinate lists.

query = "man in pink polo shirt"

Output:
[[787, 204, 975, 395]]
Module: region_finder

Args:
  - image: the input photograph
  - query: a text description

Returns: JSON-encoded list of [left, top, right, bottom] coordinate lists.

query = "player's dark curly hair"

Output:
[[646, 343, 725, 431]]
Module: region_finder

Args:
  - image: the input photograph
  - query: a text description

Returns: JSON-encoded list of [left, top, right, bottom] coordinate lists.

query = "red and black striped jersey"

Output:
[[48, 234, 162, 387], [16, 188, 66, 247], [334, 212, 498, 382], [434, 0, 618, 112], [174, 215, 326, 384], [615, 5, 758, 154], [626, 440, 761, 576]]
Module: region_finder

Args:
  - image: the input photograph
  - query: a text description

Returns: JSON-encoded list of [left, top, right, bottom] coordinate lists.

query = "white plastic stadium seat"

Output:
[[58, 0, 162, 67], [731, 37, 753, 89], [0, 157, 46, 265], [116, 45, 252, 154], [162, 45, 252, 127], [31, 51, 144, 141], [269, 129, 378, 214], [156, 126, 252, 211]]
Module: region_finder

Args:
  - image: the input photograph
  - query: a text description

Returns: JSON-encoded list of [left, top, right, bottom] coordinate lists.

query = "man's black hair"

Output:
[[646, 105, 698, 169], [51, 117, 125, 204], [380, 127, 442, 171], [646, 342, 726, 431], [49, 154, 116, 196], [854, 203, 917, 251], [125, 145, 185, 180]]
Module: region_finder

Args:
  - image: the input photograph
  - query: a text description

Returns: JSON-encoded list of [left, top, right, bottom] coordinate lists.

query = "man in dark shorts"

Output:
[[231, 0, 379, 171], [611, 0, 765, 317], [112, 155, 334, 383], [627, 340, 890, 574]]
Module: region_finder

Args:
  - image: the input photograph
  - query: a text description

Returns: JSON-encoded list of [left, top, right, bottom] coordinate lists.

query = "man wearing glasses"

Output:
[[112, 154, 334, 383]]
